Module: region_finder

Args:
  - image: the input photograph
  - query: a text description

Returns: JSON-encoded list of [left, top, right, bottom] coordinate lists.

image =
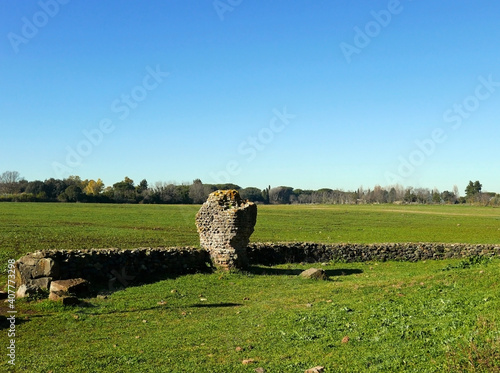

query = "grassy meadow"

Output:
[[1, 203, 500, 372], [1, 203, 499, 263]]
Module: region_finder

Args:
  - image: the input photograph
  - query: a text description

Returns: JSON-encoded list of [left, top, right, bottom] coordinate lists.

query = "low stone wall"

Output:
[[247, 242, 500, 265], [15, 247, 212, 292], [15, 242, 500, 295]]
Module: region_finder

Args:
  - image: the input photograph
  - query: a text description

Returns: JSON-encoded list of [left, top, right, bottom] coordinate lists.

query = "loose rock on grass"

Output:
[[300, 268, 327, 280]]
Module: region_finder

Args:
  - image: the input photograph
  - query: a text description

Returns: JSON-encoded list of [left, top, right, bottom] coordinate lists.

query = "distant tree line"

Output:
[[0, 171, 498, 206]]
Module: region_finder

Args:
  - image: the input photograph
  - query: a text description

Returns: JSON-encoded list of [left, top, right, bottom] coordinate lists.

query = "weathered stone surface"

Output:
[[31, 277, 52, 290], [17, 255, 39, 266], [196, 190, 257, 270], [16, 284, 41, 298], [15, 285, 28, 298], [300, 268, 327, 280], [48, 290, 64, 301], [14, 247, 212, 292], [34, 258, 59, 278], [48, 279, 89, 305], [15, 262, 35, 287], [247, 242, 500, 265], [50, 278, 89, 297], [48, 290, 79, 305], [15, 257, 58, 288]]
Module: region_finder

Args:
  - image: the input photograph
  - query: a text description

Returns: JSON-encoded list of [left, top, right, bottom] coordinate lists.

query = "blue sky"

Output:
[[1, 0, 499, 193]]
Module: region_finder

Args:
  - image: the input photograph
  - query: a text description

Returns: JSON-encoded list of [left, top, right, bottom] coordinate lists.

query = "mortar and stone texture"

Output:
[[195, 189, 257, 270]]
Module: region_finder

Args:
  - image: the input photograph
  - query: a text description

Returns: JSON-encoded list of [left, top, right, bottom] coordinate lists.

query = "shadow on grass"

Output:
[[0, 313, 30, 330], [246, 266, 363, 277], [189, 303, 243, 308], [72, 304, 172, 316], [325, 268, 363, 276]]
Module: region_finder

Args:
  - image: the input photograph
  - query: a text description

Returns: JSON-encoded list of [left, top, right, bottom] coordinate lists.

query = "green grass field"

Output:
[[1, 203, 500, 372], [1, 203, 499, 263]]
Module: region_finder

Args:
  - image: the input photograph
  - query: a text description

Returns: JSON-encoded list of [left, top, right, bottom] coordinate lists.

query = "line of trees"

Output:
[[0, 171, 498, 206]]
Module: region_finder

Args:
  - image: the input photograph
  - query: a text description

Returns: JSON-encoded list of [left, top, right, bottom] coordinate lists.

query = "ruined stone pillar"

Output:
[[195, 190, 257, 270]]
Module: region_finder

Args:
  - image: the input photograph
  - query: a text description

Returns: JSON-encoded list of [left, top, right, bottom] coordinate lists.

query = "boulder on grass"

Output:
[[48, 278, 90, 305], [48, 290, 80, 305], [300, 268, 327, 280], [49, 278, 90, 297]]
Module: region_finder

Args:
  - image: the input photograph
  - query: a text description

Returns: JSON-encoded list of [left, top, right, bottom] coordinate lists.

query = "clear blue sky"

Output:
[[1, 0, 499, 193]]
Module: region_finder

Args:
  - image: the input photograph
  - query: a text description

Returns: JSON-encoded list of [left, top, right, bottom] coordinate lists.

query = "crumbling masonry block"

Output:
[[195, 190, 257, 270]]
